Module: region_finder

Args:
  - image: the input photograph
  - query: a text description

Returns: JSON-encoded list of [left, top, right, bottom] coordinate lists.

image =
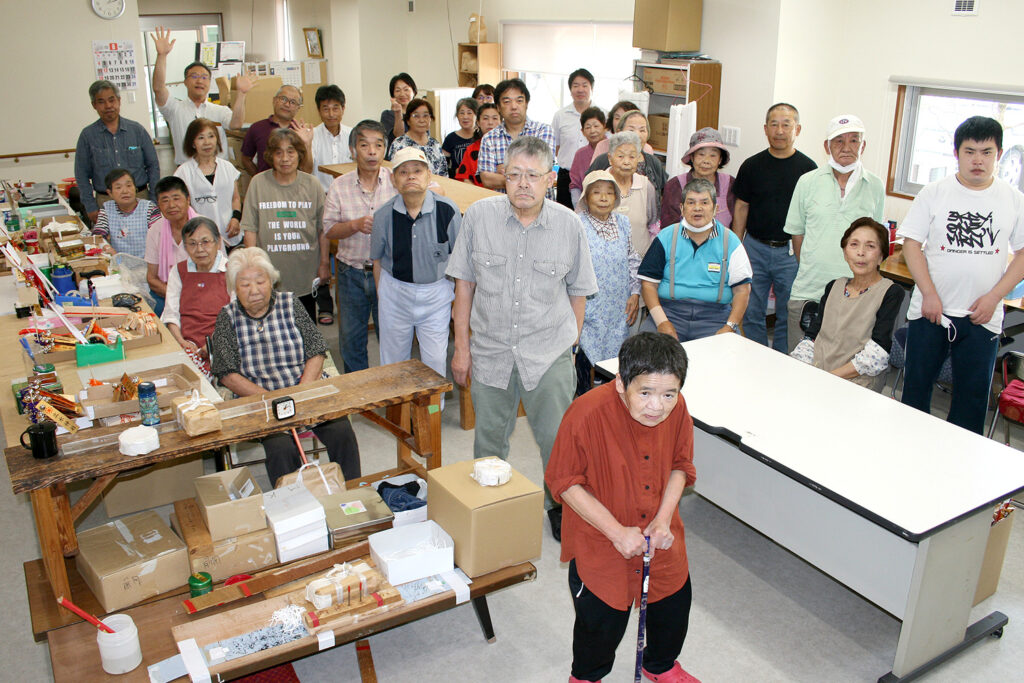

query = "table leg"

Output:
[[410, 395, 441, 470], [886, 509, 991, 679], [386, 403, 411, 469], [459, 380, 475, 430], [472, 596, 496, 643], [355, 639, 377, 682], [30, 487, 73, 601]]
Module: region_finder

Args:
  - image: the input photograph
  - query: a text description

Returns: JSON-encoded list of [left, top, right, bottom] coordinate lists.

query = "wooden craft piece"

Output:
[[302, 585, 402, 631]]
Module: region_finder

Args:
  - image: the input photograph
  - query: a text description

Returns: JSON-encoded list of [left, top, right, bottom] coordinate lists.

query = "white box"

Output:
[[368, 520, 454, 585], [263, 483, 325, 537], [278, 527, 329, 563], [371, 474, 428, 526]]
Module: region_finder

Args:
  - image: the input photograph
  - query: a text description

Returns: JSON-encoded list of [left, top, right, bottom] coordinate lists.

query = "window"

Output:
[[888, 83, 1024, 198], [502, 22, 640, 125]]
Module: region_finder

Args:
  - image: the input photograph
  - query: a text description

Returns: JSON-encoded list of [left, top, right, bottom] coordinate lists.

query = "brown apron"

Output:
[[812, 277, 895, 391]]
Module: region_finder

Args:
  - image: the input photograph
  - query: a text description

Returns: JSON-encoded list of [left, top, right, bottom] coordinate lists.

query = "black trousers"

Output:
[[568, 559, 692, 682], [298, 287, 334, 322], [261, 416, 361, 485], [556, 167, 574, 209]]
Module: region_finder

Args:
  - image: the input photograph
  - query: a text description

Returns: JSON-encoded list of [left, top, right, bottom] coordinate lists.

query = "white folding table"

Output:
[[597, 334, 1024, 682]]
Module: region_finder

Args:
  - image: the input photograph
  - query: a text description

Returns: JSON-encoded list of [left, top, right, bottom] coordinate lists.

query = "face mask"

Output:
[[682, 216, 714, 233], [827, 139, 865, 174]]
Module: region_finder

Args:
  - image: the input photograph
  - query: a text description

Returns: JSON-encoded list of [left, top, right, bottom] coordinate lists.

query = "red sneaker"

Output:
[[642, 661, 701, 683]]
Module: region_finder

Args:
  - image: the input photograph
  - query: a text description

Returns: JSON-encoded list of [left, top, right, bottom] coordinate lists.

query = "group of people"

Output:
[[71, 45, 1024, 682]]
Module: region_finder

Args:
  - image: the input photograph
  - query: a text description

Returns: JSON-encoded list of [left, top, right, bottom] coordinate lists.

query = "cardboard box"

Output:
[[194, 468, 267, 541], [39, 316, 162, 363], [641, 66, 688, 96], [371, 473, 428, 526], [83, 363, 202, 420], [171, 392, 221, 436], [103, 454, 204, 518], [264, 482, 328, 561], [974, 509, 1014, 605], [428, 460, 542, 578], [648, 114, 671, 151], [633, 0, 703, 52], [277, 526, 330, 563], [75, 510, 189, 613], [171, 498, 278, 581], [369, 520, 454, 585]]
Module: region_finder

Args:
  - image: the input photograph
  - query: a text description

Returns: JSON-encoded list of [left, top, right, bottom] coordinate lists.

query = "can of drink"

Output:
[[138, 381, 160, 426]]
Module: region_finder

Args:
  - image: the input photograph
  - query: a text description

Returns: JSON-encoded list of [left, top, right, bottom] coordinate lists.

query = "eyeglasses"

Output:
[[186, 238, 216, 249], [276, 96, 302, 107], [192, 195, 218, 204], [505, 170, 546, 184], [409, 113, 432, 120], [187, 73, 210, 82]]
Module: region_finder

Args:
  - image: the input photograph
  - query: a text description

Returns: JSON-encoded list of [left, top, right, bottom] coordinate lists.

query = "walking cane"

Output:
[[635, 535, 652, 683]]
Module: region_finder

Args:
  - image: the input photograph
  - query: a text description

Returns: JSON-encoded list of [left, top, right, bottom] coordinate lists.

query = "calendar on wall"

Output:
[[92, 40, 137, 90]]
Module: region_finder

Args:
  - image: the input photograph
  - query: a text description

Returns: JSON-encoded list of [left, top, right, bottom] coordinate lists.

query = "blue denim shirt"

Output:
[[74, 117, 160, 213]]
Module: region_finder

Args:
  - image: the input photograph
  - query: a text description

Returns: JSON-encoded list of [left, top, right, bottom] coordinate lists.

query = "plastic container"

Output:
[[96, 613, 142, 674], [189, 571, 213, 597], [50, 266, 75, 295], [138, 381, 159, 426]]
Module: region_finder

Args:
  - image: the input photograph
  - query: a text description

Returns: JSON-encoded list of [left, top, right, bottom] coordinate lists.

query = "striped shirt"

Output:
[[445, 196, 598, 391], [477, 119, 557, 200], [323, 167, 398, 268], [92, 199, 159, 259]]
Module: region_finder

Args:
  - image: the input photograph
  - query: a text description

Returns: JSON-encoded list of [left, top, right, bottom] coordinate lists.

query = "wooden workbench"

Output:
[[6, 360, 450, 634], [318, 162, 500, 214]]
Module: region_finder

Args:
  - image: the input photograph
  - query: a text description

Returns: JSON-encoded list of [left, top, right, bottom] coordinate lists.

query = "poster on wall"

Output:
[[92, 40, 137, 90]]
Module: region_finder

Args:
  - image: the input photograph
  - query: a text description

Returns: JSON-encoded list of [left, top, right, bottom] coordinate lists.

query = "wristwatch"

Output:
[[726, 321, 739, 332]]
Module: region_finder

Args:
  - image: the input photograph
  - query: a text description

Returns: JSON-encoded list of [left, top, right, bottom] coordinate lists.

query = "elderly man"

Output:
[[552, 68, 594, 208], [240, 85, 314, 177], [371, 147, 461, 381], [546, 332, 699, 683], [639, 178, 751, 342], [75, 80, 160, 223], [477, 78, 556, 199], [732, 103, 817, 353], [784, 114, 884, 351], [900, 116, 1024, 434], [151, 26, 252, 165], [447, 135, 597, 541]]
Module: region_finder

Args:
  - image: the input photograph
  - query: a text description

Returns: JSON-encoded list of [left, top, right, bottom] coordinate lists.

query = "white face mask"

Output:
[[682, 217, 714, 233], [827, 139, 865, 174]]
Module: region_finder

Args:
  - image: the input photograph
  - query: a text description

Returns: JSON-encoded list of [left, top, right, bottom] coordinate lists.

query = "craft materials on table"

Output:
[[118, 424, 160, 455], [55, 595, 115, 634], [471, 456, 511, 486], [171, 389, 221, 436], [95, 613, 143, 675]]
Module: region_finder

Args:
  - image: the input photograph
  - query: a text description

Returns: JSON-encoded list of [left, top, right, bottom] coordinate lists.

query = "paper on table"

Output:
[[304, 60, 321, 84]]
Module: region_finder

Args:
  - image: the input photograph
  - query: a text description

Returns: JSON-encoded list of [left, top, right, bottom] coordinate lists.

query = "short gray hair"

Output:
[[275, 85, 302, 104], [89, 80, 118, 103], [608, 131, 642, 157], [506, 136, 553, 172], [681, 178, 717, 205], [226, 246, 280, 293], [182, 216, 221, 243]]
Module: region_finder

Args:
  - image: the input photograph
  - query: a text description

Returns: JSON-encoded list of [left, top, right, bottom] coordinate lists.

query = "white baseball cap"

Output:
[[391, 147, 431, 171], [826, 114, 865, 141]]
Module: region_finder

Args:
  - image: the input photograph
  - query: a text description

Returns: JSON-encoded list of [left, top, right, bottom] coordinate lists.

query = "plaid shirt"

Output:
[[323, 167, 398, 267], [477, 118, 557, 200]]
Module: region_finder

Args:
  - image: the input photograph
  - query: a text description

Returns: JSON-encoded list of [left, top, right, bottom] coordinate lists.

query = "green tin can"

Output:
[[188, 571, 213, 597]]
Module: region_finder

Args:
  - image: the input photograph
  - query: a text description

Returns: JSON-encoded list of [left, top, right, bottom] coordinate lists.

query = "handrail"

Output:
[[0, 149, 76, 163]]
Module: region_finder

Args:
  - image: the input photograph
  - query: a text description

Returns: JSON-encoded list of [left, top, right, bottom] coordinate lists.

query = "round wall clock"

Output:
[[91, 0, 126, 20]]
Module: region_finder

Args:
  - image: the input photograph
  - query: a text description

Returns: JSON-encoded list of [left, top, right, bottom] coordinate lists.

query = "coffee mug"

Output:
[[21, 421, 58, 459]]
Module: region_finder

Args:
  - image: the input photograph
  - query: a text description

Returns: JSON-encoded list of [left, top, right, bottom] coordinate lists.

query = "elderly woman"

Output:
[[607, 131, 660, 256], [174, 118, 243, 249], [575, 170, 640, 394], [589, 110, 667, 206], [591, 101, 654, 159], [791, 217, 905, 392], [211, 247, 361, 484], [568, 107, 607, 208], [387, 98, 448, 177], [146, 176, 200, 316], [662, 127, 735, 229], [455, 102, 501, 186], [241, 128, 330, 323], [442, 98, 479, 178], [161, 216, 229, 365], [380, 72, 417, 143]]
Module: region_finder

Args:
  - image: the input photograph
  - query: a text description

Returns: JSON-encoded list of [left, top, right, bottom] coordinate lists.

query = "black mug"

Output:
[[21, 421, 58, 459]]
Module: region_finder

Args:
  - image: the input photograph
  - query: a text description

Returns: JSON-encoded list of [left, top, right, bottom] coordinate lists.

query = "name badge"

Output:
[[707, 263, 721, 273]]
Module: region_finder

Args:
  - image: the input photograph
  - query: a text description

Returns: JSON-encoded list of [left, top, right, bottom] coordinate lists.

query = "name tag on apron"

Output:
[[707, 263, 721, 273]]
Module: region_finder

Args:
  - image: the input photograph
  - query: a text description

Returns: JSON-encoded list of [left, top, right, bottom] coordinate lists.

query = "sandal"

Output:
[[318, 312, 334, 325]]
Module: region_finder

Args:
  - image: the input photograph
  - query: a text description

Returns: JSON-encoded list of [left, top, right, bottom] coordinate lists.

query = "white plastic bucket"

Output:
[[96, 613, 142, 674]]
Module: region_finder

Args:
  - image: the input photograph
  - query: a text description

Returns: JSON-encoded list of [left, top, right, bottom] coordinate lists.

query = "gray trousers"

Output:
[[470, 349, 576, 510]]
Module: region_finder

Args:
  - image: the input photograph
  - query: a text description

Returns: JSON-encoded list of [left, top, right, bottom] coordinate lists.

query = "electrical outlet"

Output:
[[721, 125, 740, 147]]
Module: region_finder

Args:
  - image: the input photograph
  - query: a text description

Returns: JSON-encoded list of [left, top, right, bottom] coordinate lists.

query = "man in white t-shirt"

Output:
[[151, 26, 253, 165], [898, 116, 1024, 434]]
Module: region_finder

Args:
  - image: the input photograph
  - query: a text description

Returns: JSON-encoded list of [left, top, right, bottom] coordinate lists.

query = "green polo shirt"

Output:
[[784, 165, 885, 302]]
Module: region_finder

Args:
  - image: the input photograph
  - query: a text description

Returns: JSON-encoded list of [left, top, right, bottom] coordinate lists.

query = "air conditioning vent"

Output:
[[952, 0, 977, 16]]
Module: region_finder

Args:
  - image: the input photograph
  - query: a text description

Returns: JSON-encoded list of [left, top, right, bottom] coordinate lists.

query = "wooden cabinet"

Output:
[[457, 43, 501, 88], [633, 60, 722, 153]]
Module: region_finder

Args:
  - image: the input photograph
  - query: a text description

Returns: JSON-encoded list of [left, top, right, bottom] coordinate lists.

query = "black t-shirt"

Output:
[[442, 131, 478, 178], [732, 149, 817, 241]]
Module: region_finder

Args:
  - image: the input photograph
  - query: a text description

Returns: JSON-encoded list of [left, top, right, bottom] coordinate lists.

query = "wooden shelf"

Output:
[[634, 60, 722, 131], [457, 42, 500, 89]]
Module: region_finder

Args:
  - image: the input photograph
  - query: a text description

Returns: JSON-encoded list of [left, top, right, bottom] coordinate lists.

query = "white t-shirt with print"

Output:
[[898, 174, 1024, 333]]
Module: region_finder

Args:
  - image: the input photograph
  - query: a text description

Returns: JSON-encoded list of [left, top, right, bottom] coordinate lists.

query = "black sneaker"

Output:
[[547, 506, 563, 542]]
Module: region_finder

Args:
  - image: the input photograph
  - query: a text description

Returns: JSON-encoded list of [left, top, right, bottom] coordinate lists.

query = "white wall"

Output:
[[0, 0, 153, 184], [774, 0, 1024, 221]]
